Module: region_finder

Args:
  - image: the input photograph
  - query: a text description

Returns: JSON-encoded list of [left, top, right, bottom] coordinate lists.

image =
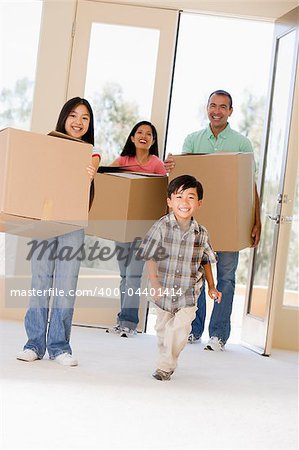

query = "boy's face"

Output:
[[167, 187, 202, 222]]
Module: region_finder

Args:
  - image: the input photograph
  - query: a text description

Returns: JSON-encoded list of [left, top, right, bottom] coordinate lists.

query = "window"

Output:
[[166, 13, 273, 170], [0, 1, 42, 276], [0, 1, 42, 129], [85, 23, 160, 164]]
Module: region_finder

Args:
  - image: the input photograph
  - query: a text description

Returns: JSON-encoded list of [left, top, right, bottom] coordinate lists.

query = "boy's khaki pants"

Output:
[[154, 305, 197, 373]]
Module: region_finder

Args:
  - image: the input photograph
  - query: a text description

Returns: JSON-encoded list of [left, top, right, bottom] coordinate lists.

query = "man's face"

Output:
[[207, 94, 233, 130]]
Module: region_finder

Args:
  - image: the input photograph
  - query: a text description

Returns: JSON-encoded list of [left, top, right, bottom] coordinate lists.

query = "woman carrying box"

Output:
[[107, 121, 166, 337], [17, 97, 100, 366]]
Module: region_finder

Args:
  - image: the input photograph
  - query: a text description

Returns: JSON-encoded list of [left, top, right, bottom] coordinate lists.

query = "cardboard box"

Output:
[[170, 153, 255, 251], [87, 172, 168, 242], [0, 128, 92, 238]]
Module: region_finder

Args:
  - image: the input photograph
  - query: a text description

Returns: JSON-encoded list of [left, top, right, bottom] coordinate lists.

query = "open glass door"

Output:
[[66, 1, 178, 330], [241, 7, 298, 355]]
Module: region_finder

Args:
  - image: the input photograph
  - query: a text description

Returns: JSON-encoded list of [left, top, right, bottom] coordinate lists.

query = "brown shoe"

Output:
[[152, 368, 174, 381]]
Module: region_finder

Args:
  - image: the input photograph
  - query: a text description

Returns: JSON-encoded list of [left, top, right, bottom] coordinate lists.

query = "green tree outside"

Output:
[[0, 77, 33, 129], [92, 82, 140, 164]]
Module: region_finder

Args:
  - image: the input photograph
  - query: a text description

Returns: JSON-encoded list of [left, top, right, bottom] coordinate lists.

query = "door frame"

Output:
[[241, 7, 299, 355]]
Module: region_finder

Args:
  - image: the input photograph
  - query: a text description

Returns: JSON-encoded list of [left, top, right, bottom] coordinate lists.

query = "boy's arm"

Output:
[[203, 263, 222, 303], [147, 259, 162, 300]]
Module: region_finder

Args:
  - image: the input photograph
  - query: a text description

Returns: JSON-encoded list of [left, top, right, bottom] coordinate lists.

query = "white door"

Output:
[[241, 7, 298, 355], [67, 0, 178, 161], [67, 1, 178, 329]]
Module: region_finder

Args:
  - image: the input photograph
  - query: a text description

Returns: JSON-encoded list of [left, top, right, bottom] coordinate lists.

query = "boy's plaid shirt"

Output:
[[137, 212, 217, 313]]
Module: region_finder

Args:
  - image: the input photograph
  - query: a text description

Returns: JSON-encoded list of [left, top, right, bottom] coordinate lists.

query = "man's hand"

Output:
[[208, 288, 222, 304], [251, 221, 261, 248], [164, 153, 175, 173], [251, 184, 261, 247]]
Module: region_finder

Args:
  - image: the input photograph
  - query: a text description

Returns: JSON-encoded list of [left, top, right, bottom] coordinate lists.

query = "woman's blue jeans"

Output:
[[24, 229, 84, 359], [191, 251, 239, 344], [115, 241, 144, 331]]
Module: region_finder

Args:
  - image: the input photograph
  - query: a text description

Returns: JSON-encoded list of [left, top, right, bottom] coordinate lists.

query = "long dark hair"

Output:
[[56, 97, 95, 211], [55, 97, 95, 145], [120, 121, 159, 157]]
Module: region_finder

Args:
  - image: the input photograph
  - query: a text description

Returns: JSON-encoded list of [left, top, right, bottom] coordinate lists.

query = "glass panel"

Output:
[[164, 13, 273, 336], [166, 13, 273, 173], [84, 23, 160, 165], [249, 29, 297, 318], [0, 1, 42, 129], [0, 1, 42, 277], [283, 173, 299, 307], [82, 22, 159, 275]]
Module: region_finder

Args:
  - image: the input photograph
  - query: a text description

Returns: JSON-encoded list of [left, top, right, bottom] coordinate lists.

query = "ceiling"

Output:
[[93, 0, 299, 21]]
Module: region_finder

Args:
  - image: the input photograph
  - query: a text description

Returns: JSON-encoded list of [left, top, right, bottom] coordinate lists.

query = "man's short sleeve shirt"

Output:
[[182, 123, 253, 154]]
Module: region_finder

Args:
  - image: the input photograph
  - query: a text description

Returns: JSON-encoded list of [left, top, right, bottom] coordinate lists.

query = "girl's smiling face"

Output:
[[65, 104, 90, 139], [131, 124, 155, 151]]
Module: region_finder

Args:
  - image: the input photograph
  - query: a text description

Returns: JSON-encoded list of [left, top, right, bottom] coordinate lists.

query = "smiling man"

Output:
[[183, 90, 253, 153], [182, 89, 261, 351]]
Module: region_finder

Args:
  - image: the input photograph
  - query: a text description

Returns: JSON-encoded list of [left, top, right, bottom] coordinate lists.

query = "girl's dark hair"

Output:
[[208, 90, 233, 109], [120, 121, 159, 157], [167, 175, 203, 200], [55, 97, 95, 211], [55, 97, 95, 145]]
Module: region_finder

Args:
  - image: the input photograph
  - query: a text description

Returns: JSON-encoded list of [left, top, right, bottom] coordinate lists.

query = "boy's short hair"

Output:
[[167, 175, 203, 200]]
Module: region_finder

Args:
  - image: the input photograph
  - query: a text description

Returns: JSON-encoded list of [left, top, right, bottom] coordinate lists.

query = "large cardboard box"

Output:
[[87, 172, 168, 242], [0, 128, 92, 238], [170, 153, 255, 251]]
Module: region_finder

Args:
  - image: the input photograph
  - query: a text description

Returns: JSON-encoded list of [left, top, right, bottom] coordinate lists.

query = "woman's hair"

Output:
[[120, 121, 159, 157], [55, 97, 95, 145], [167, 175, 203, 200]]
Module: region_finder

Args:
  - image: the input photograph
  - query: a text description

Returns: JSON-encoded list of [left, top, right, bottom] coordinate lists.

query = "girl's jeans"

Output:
[[24, 229, 84, 359]]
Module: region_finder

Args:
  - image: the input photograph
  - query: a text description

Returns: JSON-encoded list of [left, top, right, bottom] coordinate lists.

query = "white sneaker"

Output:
[[55, 353, 78, 366], [120, 327, 137, 338], [204, 337, 225, 352], [106, 325, 121, 335], [188, 333, 201, 344], [16, 349, 39, 362]]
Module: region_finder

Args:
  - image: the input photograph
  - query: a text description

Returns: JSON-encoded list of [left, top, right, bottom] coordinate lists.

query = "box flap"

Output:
[[176, 152, 245, 157], [48, 130, 88, 142]]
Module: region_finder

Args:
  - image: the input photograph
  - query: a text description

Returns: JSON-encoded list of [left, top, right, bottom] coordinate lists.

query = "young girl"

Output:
[[107, 121, 166, 337], [17, 97, 100, 366]]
